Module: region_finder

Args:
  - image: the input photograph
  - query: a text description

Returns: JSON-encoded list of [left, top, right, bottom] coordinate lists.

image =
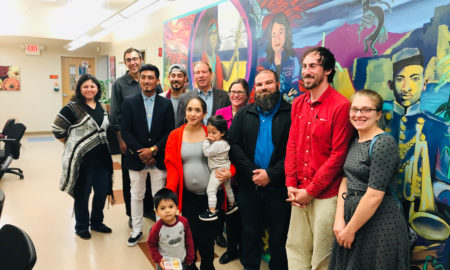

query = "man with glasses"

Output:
[[284, 47, 353, 270], [110, 48, 156, 226]]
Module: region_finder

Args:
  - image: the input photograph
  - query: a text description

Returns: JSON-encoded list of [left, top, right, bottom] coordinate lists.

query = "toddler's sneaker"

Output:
[[225, 202, 239, 215], [199, 209, 219, 221]]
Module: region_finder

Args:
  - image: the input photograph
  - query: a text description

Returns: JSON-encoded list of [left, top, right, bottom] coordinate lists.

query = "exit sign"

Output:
[[25, 44, 40, 55]]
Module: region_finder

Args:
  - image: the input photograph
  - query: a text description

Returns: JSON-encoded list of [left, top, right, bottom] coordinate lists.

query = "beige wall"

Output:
[[0, 37, 109, 132]]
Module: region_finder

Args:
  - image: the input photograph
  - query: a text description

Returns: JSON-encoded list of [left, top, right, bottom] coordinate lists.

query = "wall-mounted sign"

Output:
[[25, 44, 40, 55]]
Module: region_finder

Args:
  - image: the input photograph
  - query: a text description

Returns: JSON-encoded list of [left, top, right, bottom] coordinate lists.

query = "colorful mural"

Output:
[[163, 0, 450, 268]]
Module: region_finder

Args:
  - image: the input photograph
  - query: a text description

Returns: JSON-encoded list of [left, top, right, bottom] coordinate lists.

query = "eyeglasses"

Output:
[[350, 107, 379, 114], [125, 57, 140, 63], [230, 90, 246, 96]]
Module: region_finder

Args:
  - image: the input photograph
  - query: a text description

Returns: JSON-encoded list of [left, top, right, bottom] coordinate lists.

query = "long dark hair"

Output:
[[265, 12, 296, 63], [73, 74, 102, 104], [207, 115, 228, 141]]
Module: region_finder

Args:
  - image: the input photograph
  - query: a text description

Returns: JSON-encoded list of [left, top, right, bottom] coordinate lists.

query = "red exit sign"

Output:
[[25, 44, 40, 55]]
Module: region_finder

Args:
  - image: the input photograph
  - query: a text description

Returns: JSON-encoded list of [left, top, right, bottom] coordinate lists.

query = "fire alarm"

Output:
[[158, 47, 162, 57]]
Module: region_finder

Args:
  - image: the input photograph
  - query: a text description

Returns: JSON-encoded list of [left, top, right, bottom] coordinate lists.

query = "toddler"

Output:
[[199, 115, 238, 221], [148, 188, 195, 270]]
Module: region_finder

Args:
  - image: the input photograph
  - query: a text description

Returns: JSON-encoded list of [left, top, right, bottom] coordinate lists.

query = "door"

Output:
[[61, 57, 96, 106]]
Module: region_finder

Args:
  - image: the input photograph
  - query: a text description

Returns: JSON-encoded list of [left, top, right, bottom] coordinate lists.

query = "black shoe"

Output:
[[215, 234, 227, 248], [91, 224, 112, 233], [225, 203, 239, 215], [219, 251, 238, 264], [127, 232, 143, 247], [128, 217, 132, 229], [199, 209, 219, 221], [76, 230, 91, 239]]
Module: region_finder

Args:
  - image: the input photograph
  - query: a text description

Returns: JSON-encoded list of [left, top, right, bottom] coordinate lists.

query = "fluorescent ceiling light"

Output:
[[132, 0, 168, 17], [120, 0, 159, 17], [100, 14, 125, 29], [65, 35, 90, 51], [64, 0, 175, 51]]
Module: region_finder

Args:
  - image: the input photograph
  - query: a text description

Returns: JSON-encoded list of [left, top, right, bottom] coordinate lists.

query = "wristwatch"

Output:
[[149, 146, 157, 156]]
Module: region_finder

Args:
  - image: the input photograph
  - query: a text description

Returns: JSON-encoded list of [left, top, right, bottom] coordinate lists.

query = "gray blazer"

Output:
[[176, 87, 230, 127]]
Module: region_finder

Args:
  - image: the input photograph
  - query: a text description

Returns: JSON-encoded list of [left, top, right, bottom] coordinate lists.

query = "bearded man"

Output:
[[228, 69, 292, 270]]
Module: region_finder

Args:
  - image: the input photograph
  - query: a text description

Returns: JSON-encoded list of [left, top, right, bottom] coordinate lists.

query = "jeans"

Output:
[[73, 157, 110, 232]]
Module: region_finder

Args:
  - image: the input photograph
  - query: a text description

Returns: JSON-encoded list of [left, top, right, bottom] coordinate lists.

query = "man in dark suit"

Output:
[[176, 61, 230, 127], [121, 64, 175, 247]]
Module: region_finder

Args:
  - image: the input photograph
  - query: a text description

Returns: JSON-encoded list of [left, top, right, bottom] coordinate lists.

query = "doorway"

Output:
[[61, 57, 95, 106]]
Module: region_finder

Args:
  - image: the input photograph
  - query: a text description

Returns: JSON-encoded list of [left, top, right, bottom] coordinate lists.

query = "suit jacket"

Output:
[[176, 87, 230, 127], [121, 93, 175, 171]]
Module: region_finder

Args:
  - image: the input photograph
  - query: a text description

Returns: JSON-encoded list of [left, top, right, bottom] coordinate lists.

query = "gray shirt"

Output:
[[181, 141, 210, 195], [109, 72, 141, 131], [170, 96, 180, 125]]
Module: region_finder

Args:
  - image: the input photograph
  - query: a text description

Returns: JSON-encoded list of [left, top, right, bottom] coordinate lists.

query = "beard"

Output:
[[170, 82, 183, 91], [303, 73, 324, 90], [255, 90, 280, 111]]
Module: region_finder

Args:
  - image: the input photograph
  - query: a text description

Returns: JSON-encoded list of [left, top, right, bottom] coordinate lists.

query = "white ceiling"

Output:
[[0, 0, 135, 40]]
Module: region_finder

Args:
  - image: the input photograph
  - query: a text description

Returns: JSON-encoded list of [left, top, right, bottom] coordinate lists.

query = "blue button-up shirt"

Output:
[[142, 92, 156, 169], [254, 98, 281, 169], [142, 92, 155, 132], [197, 88, 213, 125]]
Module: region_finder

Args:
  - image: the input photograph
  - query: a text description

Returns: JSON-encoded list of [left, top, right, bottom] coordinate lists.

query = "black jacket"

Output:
[[229, 99, 291, 189], [121, 93, 175, 171]]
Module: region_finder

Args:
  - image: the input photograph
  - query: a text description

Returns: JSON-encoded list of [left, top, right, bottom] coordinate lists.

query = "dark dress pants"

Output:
[[238, 186, 291, 270], [121, 154, 154, 217], [182, 189, 224, 270], [74, 157, 110, 233], [225, 185, 241, 256]]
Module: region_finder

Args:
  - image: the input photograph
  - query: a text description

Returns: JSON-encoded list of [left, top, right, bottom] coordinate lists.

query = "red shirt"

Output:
[[285, 85, 353, 198]]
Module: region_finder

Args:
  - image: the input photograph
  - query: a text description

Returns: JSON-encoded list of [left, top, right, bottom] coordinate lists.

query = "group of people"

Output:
[[52, 46, 412, 270]]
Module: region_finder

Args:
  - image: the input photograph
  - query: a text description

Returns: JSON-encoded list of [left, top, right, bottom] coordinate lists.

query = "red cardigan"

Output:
[[165, 124, 235, 212]]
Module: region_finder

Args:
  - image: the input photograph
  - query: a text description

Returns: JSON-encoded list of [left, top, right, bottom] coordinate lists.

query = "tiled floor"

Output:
[[0, 135, 269, 270]]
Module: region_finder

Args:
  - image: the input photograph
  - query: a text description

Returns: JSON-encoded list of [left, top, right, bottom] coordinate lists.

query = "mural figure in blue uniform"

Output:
[[382, 47, 450, 265], [258, 12, 300, 103]]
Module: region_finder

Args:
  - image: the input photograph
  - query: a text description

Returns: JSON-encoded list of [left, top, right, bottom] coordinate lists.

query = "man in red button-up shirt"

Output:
[[285, 47, 353, 270]]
